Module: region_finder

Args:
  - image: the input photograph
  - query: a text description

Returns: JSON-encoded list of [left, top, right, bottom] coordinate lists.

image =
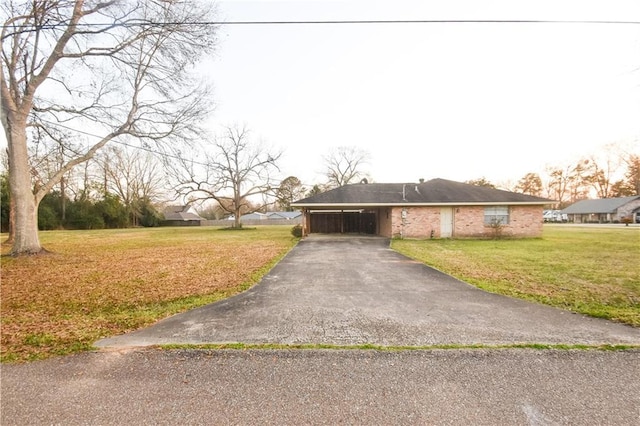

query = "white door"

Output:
[[440, 208, 453, 238]]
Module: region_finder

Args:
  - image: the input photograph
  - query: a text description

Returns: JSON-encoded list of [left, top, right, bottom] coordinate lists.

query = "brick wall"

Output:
[[390, 205, 544, 239], [390, 206, 440, 238], [378, 207, 393, 237]]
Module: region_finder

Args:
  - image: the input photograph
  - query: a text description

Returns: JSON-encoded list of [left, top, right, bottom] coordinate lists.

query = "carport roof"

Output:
[[292, 178, 551, 208]]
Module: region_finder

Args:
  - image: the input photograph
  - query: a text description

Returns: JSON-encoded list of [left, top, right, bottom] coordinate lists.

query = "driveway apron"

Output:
[[96, 235, 640, 348]]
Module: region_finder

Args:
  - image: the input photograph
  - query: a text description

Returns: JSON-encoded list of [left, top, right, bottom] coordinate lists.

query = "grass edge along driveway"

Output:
[[392, 225, 639, 328]]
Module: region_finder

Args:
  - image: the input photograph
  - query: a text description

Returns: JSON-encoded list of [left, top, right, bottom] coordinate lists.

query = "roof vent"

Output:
[[360, 178, 368, 184]]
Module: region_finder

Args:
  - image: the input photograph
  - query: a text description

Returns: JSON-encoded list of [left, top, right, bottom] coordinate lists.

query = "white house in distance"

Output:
[[561, 196, 640, 223]]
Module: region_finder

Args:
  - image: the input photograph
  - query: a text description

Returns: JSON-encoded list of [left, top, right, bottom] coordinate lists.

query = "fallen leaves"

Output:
[[1, 226, 297, 362]]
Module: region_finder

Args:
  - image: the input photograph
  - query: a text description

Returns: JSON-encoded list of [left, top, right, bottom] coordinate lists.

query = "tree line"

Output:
[[467, 145, 640, 208]]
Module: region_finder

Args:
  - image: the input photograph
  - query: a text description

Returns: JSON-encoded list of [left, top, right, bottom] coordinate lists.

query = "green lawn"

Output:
[[392, 225, 640, 326]]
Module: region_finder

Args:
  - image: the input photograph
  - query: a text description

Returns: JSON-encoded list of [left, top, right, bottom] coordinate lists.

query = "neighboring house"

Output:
[[239, 212, 269, 221], [162, 205, 205, 226], [239, 211, 302, 221], [291, 178, 551, 239], [267, 211, 302, 220], [561, 196, 640, 223]]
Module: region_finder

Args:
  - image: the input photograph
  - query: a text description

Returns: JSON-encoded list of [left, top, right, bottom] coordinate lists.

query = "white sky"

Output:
[[1, 0, 638, 189], [203, 0, 640, 187]]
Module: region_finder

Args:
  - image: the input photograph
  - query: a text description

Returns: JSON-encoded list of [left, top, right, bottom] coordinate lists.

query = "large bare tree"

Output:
[[171, 125, 283, 229], [1, 0, 217, 255], [323, 146, 370, 188]]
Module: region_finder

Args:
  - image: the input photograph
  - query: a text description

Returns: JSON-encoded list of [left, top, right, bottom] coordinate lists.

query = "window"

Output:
[[484, 206, 509, 225]]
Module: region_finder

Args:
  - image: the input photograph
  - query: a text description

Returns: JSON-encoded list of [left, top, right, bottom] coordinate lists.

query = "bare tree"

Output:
[[98, 146, 164, 226], [171, 125, 282, 229], [323, 146, 370, 188], [543, 160, 592, 206], [1, 1, 217, 255], [582, 148, 621, 199]]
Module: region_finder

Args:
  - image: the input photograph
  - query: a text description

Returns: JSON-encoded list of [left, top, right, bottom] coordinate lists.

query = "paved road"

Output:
[[96, 235, 640, 348], [3, 349, 640, 425], [4, 235, 640, 425]]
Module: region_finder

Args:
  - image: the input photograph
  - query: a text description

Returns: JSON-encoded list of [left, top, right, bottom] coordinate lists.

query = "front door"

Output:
[[440, 208, 453, 238]]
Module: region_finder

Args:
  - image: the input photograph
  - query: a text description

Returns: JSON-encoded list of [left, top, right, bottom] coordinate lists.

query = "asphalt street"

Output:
[[3, 349, 640, 425]]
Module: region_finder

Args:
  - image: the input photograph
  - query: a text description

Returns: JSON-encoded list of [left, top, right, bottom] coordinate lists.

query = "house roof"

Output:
[[240, 212, 268, 220], [292, 178, 551, 208], [560, 196, 640, 214], [162, 205, 204, 221], [240, 211, 303, 220], [268, 211, 302, 219]]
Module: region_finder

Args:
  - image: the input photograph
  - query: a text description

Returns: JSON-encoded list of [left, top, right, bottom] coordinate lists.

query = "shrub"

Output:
[[291, 224, 303, 238]]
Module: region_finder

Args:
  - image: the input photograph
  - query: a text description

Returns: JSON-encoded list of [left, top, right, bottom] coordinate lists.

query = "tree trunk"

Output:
[[8, 124, 43, 255], [234, 209, 241, 229]]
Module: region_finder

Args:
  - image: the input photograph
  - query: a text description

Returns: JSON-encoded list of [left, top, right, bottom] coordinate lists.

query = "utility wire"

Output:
[[3, 18, 640, 32], [198, 19, 640, 25], [38, 118, 210, 167]]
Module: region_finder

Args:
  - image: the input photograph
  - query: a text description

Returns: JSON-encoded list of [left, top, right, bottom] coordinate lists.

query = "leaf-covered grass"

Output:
[[1, 226, 298, 362], [392, 225, 640, 327]]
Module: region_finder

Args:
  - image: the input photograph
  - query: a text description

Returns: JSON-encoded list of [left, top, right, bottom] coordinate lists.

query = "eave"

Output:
[[291, 201, 551, 209]]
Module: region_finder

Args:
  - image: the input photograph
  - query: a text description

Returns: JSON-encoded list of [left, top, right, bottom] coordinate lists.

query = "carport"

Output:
[[308, 209, 377, 234]]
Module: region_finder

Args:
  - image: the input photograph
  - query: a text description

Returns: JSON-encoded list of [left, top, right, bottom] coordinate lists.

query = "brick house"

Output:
[[291, 178, 551, 239]]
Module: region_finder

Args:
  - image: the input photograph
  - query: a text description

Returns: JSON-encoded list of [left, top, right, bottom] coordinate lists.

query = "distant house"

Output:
[[291, 178, 551, 239], [239, 212, 269, 221], [238, 211, 303, 222], [266, 211, 302, 220], [162, 205, 205, 226], [561, 196, 640, 223]]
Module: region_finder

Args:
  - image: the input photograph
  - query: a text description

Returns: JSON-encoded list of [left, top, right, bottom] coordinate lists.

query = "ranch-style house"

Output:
[[291, 178, 551, 239]]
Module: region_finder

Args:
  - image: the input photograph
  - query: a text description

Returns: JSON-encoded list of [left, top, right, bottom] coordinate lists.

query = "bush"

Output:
[[139, 201, 162, 227], [291, 224, 303, 238], [38, 204, 60, 230]]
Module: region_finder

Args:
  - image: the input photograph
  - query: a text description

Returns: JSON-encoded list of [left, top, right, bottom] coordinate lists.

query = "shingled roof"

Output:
[[561, 196, 640, 214], [163, 205, 204, 221], [292, 178, 551, 207]]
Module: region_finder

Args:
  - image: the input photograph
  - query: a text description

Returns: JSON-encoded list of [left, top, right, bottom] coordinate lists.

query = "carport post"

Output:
[[341, 210, 344, 234]]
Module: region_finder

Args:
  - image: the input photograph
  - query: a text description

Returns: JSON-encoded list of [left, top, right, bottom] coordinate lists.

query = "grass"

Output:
[[392, 225, 640, 327], [2, 224, 638, 363], [1, 226, 298, 362], [158, 343, 639, 352]]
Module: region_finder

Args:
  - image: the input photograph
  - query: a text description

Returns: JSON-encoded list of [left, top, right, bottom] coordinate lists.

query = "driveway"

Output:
[[96, 235, 640, 348]]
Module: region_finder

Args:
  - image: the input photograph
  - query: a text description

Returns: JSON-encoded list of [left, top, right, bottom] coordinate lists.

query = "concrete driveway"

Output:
[[96, 235, 640, 348]]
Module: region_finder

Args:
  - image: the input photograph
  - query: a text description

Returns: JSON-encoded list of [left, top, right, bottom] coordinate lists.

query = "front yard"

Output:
[[392, 225, 640, 327], [2, 224, 638, 362]]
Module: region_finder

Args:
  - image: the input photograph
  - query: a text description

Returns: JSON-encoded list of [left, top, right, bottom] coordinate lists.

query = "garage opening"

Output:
[[309, 210, 376, 234]]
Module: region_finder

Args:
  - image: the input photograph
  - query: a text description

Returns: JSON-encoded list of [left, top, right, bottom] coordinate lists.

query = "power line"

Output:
[[3, 18, 640, 32], [203, 19, 640, 26], [38, 119, 209, 167]]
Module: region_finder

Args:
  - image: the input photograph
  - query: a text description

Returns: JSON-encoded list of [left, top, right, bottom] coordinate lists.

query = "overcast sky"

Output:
[[203, 0, 640, 187], [1, 1, 638, 189]]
